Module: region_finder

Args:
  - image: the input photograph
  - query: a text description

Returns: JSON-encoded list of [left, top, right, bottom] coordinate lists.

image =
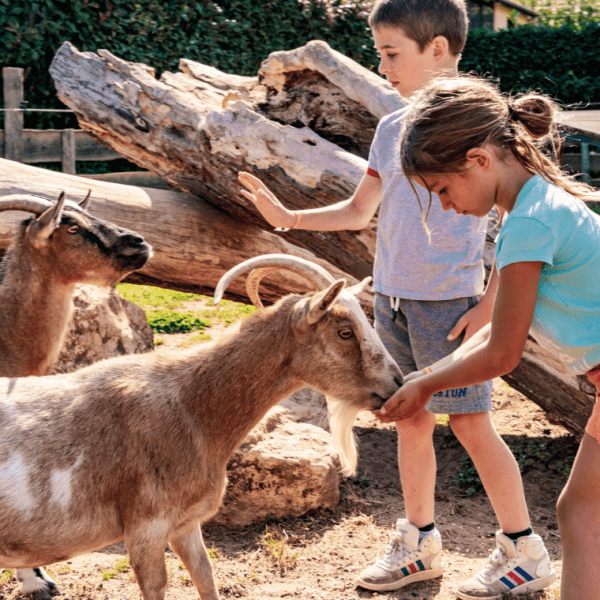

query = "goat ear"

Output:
[[78, 190, 92, 211], [305, 279, 345, 325], [28, 192, 67, 248], [344, 276, 372, 296]]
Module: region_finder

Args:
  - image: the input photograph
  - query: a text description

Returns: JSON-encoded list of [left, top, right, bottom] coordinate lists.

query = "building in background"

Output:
[[467, 0, 539, 29]]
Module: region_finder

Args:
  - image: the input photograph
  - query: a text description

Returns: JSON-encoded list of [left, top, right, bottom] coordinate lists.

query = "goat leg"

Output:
[[125, 532, 169, 600], [15, 568, 59, 600], [169, 526, 219, 600]]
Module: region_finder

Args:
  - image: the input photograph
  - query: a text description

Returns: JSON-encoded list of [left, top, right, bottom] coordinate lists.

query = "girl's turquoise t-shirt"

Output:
[[496, 175, 600, 374]]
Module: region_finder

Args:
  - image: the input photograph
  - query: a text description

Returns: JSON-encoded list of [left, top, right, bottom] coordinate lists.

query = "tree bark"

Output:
[[0, 159, 366, 307], [45, 41, 595, 437]]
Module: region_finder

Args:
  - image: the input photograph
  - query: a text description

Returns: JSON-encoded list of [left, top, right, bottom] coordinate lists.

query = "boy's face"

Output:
[[372, 25, 441, 99]]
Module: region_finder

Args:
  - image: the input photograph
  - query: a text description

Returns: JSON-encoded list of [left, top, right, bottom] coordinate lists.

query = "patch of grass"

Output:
[[435, 414, 450, 426], [117, 284, 205, 309], [115, 557, 130, 573], [260, 525, 298, 572], [182, 332, 212, 347], [100, 557, 130, 581], [102, 569, 117, 581], [55, 565, 71, 575], [208, 545, 220, 562], [450, 452, 483, 497], [0, 569, 14, 584], [147, 310, 209, 334], [116, 284, 257, 336]]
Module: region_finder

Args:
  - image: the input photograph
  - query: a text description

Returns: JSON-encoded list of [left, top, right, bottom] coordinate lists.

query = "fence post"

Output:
[[3, 67, 24, 162], [61, 129, 76, 174]]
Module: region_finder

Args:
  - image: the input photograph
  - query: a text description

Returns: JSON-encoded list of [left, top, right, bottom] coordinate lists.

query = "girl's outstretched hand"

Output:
[[238, 171, 297, 229], [372, 378, 433, 423]]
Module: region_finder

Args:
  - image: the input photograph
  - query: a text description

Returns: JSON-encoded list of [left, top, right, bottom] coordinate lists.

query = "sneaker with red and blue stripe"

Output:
[[456, 530, 557, 599], [357, 519, 443, 591]]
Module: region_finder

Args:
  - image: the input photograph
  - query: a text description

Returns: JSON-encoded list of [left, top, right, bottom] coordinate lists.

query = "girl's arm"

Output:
[[375, 260, 543, 423], [238, 171, 382, 231]]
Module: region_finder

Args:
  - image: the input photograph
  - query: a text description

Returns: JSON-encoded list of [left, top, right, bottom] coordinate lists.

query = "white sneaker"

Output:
[[356, 519, 443, 591], [456, 530, 557, 599]]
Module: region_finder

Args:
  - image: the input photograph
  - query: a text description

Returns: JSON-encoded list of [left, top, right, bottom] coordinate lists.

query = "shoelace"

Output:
[[478, 545, 508, 583], [376, 531, 409, 569]]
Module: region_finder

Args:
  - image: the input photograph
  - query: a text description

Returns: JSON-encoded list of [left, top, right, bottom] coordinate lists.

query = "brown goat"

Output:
[[0, 255, 402, 600], [0, 191, 152, 377], [0, 191, 152, 597]]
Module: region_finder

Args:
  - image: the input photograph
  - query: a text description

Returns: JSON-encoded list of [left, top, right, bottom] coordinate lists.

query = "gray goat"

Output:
[[0, 254, 402, 600]]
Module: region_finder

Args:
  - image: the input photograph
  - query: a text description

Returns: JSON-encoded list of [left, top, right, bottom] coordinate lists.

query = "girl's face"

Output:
[[414, 153, 499, 217]]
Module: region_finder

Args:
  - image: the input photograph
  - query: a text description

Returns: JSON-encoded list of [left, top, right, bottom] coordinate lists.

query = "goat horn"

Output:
[[214, 254, 335, 307], [0, 195, 55, 215]]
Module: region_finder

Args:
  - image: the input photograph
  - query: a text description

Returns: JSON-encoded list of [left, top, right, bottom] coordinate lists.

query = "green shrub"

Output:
[[3, 1, 598, 134], [461, 23, 600, 106], [146, 309, 209, 334]]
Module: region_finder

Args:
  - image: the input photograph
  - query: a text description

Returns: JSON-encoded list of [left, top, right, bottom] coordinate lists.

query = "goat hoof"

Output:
[[25, 590, 53, 600]]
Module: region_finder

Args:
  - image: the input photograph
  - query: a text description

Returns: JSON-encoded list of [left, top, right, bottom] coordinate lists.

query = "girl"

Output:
[[377, 75, 600, 599]]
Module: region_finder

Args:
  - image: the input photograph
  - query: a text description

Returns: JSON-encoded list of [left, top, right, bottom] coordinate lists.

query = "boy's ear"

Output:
[[431, 35, 450, 59], [466, 147, 493, 169]]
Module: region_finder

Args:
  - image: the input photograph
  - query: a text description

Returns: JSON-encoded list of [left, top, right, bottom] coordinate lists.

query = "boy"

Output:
[[238, 1, 555, 597]]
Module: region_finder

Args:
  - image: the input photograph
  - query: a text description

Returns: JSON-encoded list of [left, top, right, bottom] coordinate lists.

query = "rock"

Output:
[[280, 386, 330, 430], [210, 403, 340, 528], [53, 284, 154, 374]]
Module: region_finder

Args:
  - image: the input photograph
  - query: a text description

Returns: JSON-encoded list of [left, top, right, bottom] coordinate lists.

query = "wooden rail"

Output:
[[2, 67, 119, 174]]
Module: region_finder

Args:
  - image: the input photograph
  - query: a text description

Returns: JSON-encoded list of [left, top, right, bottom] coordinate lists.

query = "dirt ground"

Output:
[[1, 326, 576, 600]]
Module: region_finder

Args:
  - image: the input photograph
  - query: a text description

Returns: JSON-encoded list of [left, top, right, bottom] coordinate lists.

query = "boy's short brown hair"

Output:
[[368, 0, 468, 57]]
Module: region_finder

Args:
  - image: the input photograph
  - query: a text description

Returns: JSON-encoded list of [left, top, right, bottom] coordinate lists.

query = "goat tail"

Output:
[[326, 398, 361, 477]]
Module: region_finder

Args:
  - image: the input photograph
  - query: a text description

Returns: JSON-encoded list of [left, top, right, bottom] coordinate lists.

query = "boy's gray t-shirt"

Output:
[[368, 107, 487, 300]]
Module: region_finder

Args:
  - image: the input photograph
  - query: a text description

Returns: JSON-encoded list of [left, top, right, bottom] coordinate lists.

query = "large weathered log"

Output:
[[0, 159, 366, 306], [49, 40, 394, 282], [46, 41, 595, 436]]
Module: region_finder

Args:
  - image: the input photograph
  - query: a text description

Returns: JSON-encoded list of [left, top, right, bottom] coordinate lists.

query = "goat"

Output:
[[0, 254, 402, 600], [0, 191, 152, 598], [0, 191, 152, 377]]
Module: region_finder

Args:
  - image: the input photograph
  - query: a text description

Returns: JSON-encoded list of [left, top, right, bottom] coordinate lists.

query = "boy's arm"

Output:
[[238, 171, 382, 231], [448, 207, 505, 342], [447, 261, 500, 342]]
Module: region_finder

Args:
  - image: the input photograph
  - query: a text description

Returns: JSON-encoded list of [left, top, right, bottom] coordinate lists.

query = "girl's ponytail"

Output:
[[400, 76, 599, 208], [508, 95, 556, 140]]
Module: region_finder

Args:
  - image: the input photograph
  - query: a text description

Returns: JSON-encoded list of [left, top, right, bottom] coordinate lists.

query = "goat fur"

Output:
[[0, 279, 401, 600], [0, 192, 152, 377], [0, 192, 151, 598]]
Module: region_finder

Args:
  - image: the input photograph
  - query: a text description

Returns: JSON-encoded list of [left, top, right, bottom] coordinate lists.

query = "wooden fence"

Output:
[[2, 67, 119, 174]]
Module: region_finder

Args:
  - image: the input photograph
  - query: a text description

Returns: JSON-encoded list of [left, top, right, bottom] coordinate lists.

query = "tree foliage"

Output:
[[1, 0, 598, 131]]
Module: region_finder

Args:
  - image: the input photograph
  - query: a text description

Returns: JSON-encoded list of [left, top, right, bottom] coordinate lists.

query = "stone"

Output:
[[210, 403, 340, 528], [53, 284, 154, 374]]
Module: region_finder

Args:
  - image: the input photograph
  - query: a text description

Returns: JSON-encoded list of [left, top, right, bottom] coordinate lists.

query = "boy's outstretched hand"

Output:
[[373, 377, 433, 423], [238, 172, 297, 230]]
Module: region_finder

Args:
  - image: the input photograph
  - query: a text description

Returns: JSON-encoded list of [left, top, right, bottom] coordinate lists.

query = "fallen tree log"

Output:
[[0, 159, 366, 306], [46, 41, 595, 436], [48, 40, 391, 282]]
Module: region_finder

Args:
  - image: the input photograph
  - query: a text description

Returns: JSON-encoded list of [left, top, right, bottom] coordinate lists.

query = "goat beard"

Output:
[[326, 397, 361, 477]]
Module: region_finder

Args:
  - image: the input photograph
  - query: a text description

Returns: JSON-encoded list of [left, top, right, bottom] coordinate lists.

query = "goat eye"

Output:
[[67, 225, 80, 234], [338, 328, 354, 340]]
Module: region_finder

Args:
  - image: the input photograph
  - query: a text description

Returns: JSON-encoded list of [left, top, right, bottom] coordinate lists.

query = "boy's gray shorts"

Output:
[[374, 292, 492, 415]]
